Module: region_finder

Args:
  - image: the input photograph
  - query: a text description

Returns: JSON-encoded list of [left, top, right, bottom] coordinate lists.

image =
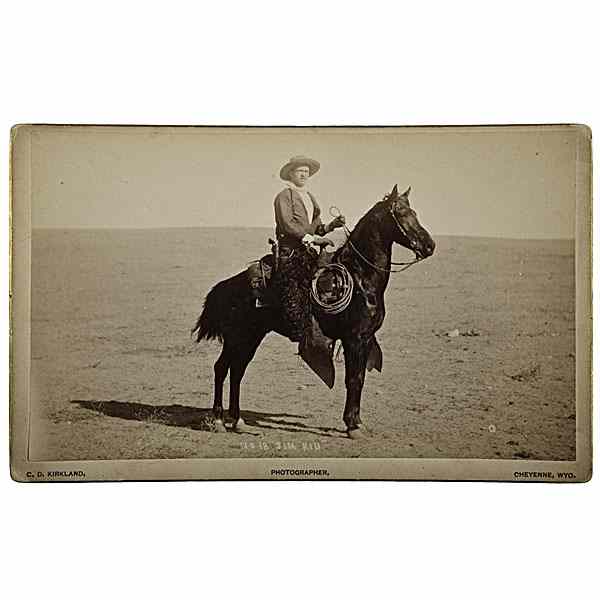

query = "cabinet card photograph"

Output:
[[10, 125, 592, 482]]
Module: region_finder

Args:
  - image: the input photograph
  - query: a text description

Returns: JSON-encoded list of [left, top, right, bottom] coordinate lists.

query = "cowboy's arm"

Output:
[[315, 218, 345, 235], [274, 192, 309, 241], [310, 194, 344, 234], [309, 216, 335, 246], [315, 216, 346, 235]]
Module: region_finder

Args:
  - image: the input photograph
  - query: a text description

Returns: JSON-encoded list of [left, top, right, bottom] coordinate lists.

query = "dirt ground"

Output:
[[29, 228, 576, 461]]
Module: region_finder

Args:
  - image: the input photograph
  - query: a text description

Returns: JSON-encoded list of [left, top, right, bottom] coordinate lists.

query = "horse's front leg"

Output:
[[342, 339, 368, 439]]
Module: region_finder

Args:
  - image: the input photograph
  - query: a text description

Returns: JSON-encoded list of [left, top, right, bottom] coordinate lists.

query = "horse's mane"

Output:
[[357, 197, 392, 226], [332, 196, 392, 262]]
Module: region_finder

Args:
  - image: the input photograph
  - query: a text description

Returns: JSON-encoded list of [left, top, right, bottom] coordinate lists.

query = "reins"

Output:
[[329, 205, 422, 274]]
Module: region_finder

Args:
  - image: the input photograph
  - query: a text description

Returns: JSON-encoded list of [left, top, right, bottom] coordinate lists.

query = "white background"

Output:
[[1, 1, 598, 599]]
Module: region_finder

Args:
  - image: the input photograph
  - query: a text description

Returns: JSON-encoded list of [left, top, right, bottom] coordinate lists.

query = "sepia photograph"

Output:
[[10, 124, 591, 481], [4, 5, 599, 600]]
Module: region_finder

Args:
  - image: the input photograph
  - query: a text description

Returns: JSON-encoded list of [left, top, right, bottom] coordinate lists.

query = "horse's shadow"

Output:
[[73, 400, 345, 437]]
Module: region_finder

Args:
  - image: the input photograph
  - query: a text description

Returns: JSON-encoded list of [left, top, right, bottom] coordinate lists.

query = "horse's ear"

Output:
[[402, 186, 411, 197], [390, 184, 398, 198]]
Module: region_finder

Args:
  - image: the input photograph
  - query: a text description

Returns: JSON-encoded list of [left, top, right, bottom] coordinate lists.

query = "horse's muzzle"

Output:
[[424, 239, 436, 257], [415, 238, 435, 260]]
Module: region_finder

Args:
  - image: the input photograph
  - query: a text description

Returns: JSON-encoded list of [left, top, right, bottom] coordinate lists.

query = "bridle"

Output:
[[330, 198, 423, 274]]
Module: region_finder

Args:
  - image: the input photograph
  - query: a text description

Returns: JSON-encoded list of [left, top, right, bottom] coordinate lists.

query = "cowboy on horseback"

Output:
[[273, 156, 346, 342], [193, 173, 435, 435]]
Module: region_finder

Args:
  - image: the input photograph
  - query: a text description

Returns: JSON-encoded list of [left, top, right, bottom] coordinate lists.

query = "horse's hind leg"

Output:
[[229, 332, 267, 433], [213, 345, 231, 432]]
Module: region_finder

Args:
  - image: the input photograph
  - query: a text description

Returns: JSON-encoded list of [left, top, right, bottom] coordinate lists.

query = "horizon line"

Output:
[[30, 225, 575, 242]]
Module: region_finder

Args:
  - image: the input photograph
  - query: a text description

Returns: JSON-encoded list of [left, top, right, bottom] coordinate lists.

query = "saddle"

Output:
[[246, 238, 278, 307], [247, 253, 276, 305], [246, 239, 337, 306]]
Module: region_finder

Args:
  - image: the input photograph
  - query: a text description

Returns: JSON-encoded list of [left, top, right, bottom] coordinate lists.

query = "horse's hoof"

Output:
[[347, 427, 366, 440], [214, 419, 227, 433], [232, 418, 251, 434]]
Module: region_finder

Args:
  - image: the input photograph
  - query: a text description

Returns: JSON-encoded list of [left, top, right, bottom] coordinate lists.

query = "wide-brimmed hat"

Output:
[[280, 156, 320, 181]]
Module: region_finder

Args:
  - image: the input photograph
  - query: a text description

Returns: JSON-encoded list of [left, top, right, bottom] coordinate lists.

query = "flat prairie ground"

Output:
[[28, 228, 575, 461]]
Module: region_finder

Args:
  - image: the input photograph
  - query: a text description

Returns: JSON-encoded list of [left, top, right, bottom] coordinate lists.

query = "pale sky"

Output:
[[29, 125, 577, 238]]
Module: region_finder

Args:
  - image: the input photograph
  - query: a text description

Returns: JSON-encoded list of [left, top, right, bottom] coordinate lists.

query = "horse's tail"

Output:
[[192, 273, 246, 343], [192, 283, 226, 343]]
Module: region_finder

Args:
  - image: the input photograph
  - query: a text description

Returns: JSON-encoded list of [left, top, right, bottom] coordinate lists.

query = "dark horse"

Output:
[[192, 185, 435, 438]]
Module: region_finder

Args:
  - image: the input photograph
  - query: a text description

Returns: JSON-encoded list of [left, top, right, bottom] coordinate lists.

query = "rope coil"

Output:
[[310, 264, 354, 315]]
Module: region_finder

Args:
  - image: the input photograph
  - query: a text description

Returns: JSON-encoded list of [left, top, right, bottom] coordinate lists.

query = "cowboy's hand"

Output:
[[329, 215, 346, 230], [312, 235, 335, 248]]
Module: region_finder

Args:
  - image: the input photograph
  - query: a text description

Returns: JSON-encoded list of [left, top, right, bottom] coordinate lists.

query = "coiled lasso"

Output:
[[310, 264, 354, 315]]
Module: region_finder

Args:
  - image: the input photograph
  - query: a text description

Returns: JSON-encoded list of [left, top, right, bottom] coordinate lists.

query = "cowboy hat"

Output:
[[279, 156, 320, 181]]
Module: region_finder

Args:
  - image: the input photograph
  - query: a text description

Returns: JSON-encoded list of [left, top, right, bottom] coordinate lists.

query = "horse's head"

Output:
[[385, 184, 435, 260]]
